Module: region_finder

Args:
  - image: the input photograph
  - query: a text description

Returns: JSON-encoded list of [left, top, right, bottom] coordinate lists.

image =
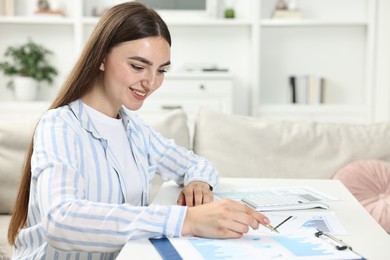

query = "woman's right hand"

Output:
[[181, 199, 270, 238]]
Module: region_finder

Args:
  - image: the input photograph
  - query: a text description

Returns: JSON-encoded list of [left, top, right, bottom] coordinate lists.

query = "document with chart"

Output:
[[263, 211, 347, 235], [167, 229, 364, 260]]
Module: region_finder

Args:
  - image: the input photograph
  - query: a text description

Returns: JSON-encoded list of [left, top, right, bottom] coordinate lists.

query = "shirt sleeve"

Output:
[[31, 110, 188, 253], [145, 122, 220, 189]]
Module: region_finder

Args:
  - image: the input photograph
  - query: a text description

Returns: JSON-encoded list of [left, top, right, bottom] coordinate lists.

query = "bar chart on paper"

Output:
[[187, 236, 332, 259], [263, 211, 347, 235], [168, 230, 363, 259]]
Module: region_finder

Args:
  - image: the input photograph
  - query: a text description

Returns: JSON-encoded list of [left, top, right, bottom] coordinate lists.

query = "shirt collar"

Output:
[[68, 99, 102, 139], [69, 99, 132, 137]]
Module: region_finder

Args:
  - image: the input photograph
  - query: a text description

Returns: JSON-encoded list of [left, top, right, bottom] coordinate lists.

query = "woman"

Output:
[[8, 2, 270, 259]]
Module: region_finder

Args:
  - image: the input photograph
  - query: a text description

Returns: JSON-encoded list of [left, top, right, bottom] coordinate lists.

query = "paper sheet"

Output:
[[215, 186, 338, 202], [262, 211, 347, 235], [169, 229, 362, 260]]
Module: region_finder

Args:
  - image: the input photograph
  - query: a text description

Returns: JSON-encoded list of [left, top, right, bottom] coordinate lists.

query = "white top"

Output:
[[84, 103, 142, 205]]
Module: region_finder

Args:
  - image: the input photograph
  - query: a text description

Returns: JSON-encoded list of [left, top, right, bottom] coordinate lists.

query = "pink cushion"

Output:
[[333, 160, 390, 233]]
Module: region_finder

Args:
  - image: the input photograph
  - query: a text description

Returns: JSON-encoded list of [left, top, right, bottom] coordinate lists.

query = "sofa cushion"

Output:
[[139, 109, 190, 201], [0, 119, 37, 214], [333, 160, 390, 233], [0, 215, 11, 259], [193, 108, 390, 179], [141, 109, 190, 150]]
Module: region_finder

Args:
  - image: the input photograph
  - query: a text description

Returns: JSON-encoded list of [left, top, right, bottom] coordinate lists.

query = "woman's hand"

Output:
[[177, 181, 213, 207], [181, 199, 270, 239]]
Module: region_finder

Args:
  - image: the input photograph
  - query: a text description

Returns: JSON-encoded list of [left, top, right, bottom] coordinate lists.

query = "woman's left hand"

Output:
[[177, 181, 213, 207]]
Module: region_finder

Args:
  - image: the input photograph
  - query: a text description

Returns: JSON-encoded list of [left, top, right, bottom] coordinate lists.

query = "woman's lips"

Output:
[[129, 87, 146, 99]]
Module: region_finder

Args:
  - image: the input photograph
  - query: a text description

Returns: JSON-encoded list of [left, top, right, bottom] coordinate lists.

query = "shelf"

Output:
[[82, 16, 99, 25], [0, 101, 50, 119], [256, 104, 370, 122], [260, 19, 368, 27], [166, 72, 233, 80], [258, 104, 367, 112], [2, 17, 365, 27], [0, 0, 385, 122], [0, 101, 50, 110], [82, 16, 252, 27], [0, 16, 74, 25], [164, 18, 252, 26]]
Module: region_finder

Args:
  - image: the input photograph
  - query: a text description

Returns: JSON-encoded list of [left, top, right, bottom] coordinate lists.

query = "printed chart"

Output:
[[264, 211, 347, 235], [169, 230, 362, 259]]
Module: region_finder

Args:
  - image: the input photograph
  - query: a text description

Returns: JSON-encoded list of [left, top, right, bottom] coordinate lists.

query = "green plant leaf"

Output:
[[0, 39, 58, 87]]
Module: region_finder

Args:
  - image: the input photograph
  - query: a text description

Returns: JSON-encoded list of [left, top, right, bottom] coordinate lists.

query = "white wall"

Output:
[[1, 0, 390, 121], [373, 0, 390, 122]]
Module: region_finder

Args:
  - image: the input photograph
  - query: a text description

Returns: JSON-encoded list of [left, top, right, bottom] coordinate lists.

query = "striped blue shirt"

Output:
[[13, 99, 219, 259]]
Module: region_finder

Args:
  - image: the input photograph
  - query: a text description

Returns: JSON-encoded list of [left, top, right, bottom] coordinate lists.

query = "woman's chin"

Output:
[[123, 102, 143, 111]]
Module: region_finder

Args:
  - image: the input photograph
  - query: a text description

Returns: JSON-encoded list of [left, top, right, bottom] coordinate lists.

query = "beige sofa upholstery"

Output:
[[0, 118, 37, 259], [194, 108, 390, 179], [1, 107, 390, 258]]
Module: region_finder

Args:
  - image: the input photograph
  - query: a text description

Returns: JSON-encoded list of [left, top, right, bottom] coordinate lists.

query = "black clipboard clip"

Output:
[[315, 230, 366, 259], [315, 230, 351, 250]]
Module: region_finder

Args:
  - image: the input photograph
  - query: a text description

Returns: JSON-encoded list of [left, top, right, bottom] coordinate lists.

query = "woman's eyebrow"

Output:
[[160, 61, 171, 67], [129, 56, 170, 67]]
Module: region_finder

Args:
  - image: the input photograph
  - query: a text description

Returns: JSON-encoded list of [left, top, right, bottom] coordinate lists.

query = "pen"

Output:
[[274, 216, 293, 230], [264, 223, 279, 233]]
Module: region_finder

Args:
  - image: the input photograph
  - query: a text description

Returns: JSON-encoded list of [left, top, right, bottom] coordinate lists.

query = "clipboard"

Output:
[[314, 231, 366, 259], [150, 230, 366, 260]]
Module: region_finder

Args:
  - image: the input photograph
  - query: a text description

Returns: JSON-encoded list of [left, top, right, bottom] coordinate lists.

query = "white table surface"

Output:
[[116, 178, 390, 260]]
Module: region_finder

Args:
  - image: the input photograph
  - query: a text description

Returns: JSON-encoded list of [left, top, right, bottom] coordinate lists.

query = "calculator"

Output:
[[241, 193, 329, 211]]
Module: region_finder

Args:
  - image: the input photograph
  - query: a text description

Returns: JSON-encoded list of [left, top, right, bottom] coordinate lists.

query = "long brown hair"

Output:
[[8, 1, 171, 245]]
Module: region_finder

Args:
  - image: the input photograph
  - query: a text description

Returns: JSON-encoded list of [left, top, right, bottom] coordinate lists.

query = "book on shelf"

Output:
[[308, 75, 326, 104], [1, 0, 14, 16], [272, 10, 302, 19], [296, 75, 309, 104], [34, 10, 65, 17], [289, 75, 326, 105]]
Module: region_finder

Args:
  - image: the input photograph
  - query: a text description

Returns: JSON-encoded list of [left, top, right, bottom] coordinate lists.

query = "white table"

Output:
[[117, 178, 390, 260]]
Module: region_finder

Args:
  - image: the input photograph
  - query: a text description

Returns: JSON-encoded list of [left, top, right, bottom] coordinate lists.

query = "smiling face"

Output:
[[83, 36, 171, 117]]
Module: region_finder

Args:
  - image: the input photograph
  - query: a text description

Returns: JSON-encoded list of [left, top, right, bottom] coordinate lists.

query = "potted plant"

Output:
[[0, 39, 58, 101]]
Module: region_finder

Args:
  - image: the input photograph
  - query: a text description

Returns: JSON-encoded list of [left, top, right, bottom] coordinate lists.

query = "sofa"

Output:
[[1, 107, 390, 258]]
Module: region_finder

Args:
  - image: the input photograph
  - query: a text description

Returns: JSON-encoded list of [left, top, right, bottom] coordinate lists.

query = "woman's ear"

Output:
[[100, 60, 105, 71]]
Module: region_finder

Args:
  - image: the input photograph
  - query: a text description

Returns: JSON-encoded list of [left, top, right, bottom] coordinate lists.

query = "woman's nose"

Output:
[[142, 72, 157, 89]]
